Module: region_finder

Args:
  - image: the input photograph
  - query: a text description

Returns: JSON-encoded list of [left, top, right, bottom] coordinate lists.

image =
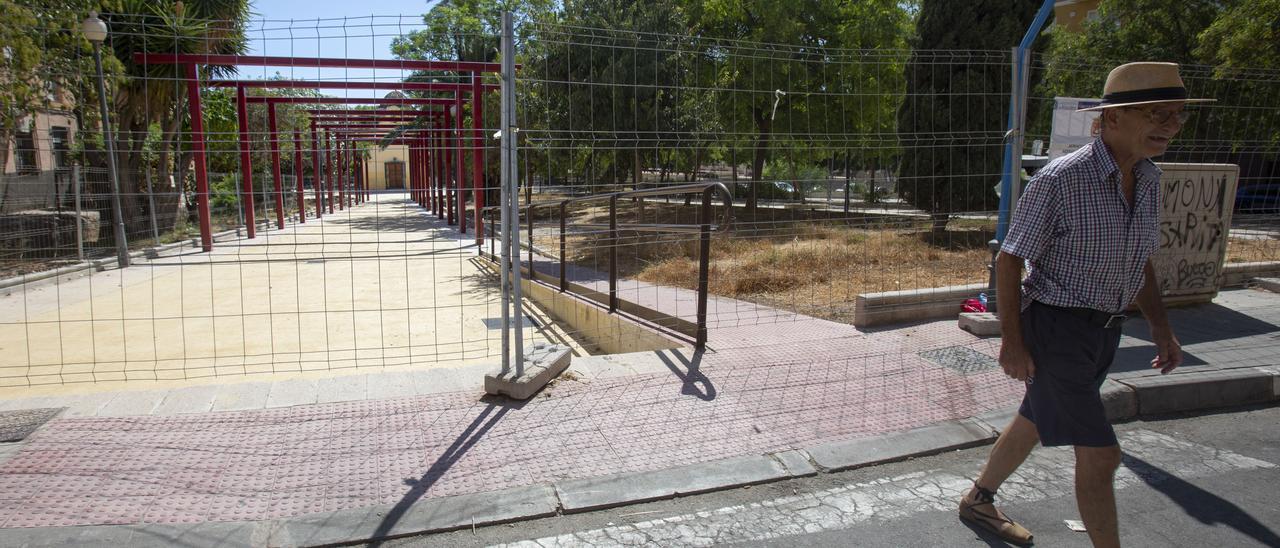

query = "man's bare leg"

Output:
[[1075, 444, 1122, 548], [958, 412, 1039, 544], [975, 413, 1040, 490]]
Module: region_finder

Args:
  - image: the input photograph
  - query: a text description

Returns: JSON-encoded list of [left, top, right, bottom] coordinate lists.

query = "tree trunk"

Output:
[[930, 213, 949, 235], [750, 109, 772, 216]]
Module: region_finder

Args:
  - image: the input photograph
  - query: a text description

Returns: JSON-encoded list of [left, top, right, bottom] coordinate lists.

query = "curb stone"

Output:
[[806, 419, 995, 473], [1116, 366, 1277, 416]]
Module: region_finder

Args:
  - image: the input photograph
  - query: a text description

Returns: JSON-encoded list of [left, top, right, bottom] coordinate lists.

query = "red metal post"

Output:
[[268, 103, 286, 230], [293, 129, 305, 223], [235, 84, 257, 238], [325, 133, 335, 213], [443, 117, 452, 225], [472, 75, 485, 245], [185, 64, 213, 251], [340, 138, 350, 209], [455, 95, 466, 233], [311, 121, 323, 219], [432, 134, 440, 214]]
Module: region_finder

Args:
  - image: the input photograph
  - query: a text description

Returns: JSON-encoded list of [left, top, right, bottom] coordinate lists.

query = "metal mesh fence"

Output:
[[0, 12, 1276, 390]]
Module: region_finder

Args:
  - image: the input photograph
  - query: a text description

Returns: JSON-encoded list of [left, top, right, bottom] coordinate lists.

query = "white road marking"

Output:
[[495, 430, 1275, 547]]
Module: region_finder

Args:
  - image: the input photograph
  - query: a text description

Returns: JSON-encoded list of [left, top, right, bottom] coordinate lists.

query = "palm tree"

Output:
[[99, 0, 251, 235]]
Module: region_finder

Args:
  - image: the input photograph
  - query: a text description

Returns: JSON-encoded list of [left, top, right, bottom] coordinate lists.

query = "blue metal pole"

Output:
[[996, 0, 1055, 241]]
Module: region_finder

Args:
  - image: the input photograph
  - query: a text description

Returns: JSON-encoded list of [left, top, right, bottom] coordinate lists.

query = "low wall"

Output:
[[854, 261, 1280, 328], [519, 275, 683, 354]]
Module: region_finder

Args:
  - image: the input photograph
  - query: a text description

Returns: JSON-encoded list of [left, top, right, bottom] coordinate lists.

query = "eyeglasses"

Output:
[[1124, 106, 1192, 126]]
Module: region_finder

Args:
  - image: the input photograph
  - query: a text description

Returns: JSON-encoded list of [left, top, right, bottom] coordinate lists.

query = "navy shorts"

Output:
[[1017, 301, 1123, 447]]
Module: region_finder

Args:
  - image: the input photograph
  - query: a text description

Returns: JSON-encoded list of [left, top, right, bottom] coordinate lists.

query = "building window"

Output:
[[51, 126, 70, 169], [14, 129, 38, 175]]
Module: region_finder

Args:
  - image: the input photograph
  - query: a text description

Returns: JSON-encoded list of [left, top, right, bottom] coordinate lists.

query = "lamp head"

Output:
[[82, 11, 108, 44]]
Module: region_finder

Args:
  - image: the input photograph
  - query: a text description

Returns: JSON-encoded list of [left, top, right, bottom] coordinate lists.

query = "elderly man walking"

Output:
[[958, 62, 1212, 547]]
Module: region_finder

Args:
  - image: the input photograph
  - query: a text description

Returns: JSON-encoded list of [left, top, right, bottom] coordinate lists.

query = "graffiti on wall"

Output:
[[1153, 164, 1238, 296]]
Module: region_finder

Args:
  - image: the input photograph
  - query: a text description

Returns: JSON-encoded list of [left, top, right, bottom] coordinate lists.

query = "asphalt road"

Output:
[[381, 404, 1280, 547]]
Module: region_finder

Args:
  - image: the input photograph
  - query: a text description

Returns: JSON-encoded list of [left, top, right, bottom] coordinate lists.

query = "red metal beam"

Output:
[[293, 129, 306, 223], [185, 64, 213, 251], [472, 75, 486, 245], [310, 120, 323, 218], [248, 97, 454, 105], [267, 103, 285, 229], [206, 80, 499, 92], [306, 109, 443, 116], [235, 85, 257, 238], [133, 53, 506, 73]]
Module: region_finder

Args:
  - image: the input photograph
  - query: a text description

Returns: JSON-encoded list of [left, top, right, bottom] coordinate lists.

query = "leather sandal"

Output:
[[958, 485, 1034, 545]]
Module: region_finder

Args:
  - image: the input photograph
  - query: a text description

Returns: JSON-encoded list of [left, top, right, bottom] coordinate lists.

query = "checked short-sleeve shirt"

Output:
[[1001, 138, 1162, 314]]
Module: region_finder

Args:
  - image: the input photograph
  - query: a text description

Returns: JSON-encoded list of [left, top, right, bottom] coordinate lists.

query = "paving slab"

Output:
[[315, 374, 367, 404], [364, 371, 417, 400], [265, 378, 318, 408], [210, 381, 272, 412], [771, 449, 818, 478], [555, 454, 791, 513], [96, 391, 165, 416], [807, 419, 994, 473], [151, 385, 219, 415]]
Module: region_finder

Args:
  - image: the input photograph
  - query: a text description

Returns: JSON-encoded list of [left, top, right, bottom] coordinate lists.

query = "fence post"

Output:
[[499, 9, 519, 376], [72, 165, 84, 261], [609, 195, 618, 312], [696, 187, 713, 351], [559, 201, 567, 292]]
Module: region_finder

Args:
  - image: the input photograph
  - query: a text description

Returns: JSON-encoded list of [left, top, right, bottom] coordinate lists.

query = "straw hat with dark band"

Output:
[[1077, 62, 1215, 112]]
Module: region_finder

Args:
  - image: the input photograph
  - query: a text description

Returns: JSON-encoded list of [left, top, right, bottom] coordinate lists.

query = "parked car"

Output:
[[1235, 182, 1280, 214]]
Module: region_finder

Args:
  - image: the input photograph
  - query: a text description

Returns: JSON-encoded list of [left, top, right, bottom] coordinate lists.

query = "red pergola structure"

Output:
[[321, 112, 457, 223], [134, 53, 502, 251]]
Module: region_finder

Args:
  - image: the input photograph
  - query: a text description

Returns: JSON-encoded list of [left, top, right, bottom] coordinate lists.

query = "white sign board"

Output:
[[1152, 163, 1239, 302], [1048, 97, 1102, 160]]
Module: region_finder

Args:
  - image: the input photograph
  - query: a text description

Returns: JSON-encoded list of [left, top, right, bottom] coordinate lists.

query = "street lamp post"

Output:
[[82, 11, 130, 268]]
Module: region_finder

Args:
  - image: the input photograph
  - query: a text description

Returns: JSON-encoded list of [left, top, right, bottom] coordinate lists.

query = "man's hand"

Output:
[[999, 340, 1036, 382], [1151, 327, 1182, 374]]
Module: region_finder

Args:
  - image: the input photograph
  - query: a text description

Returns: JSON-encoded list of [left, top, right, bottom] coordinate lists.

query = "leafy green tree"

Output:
[[1035, 0, 1280, 172], [100, 0, 251, 233], [895, 0, 1040, 233], [0, 0, 105, 175], [683, 0, 911, 215], [1198, 0, 1280, 72]]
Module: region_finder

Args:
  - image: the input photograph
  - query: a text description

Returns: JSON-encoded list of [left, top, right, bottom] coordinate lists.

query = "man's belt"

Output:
[[1036, 301, 1127, 329]]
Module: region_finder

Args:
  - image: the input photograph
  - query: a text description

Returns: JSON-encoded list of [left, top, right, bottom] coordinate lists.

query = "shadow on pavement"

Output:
[[1122, 302, 1279, 346], [1109, 346, 1208, 375], [368, 397, 519, 547], [1122, 453, 1280, 547], [656, 349, 715, 401]]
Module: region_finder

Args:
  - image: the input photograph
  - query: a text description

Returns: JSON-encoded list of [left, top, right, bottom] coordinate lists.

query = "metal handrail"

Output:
[[481, 182, 733, 350]]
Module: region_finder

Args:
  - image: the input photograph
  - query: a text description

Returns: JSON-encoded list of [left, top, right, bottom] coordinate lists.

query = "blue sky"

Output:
[[240, 1, 441, 97]]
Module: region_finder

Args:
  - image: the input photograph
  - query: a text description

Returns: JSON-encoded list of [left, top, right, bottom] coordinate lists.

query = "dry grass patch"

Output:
[[1226, 236, 1280, 263], [620, 225, 991, 322]]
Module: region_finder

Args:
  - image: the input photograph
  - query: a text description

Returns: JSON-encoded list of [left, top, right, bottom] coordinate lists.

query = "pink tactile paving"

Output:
[[0, 283, 1024, 529]]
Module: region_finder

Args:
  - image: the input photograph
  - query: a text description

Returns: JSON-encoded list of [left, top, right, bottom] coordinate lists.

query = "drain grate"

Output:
[[918, 346, 998, 375], [0, 408, 65, 442]]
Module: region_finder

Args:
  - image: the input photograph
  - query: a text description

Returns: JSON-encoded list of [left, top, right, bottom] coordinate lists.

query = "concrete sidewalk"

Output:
[[0, 286, 1275, 547]]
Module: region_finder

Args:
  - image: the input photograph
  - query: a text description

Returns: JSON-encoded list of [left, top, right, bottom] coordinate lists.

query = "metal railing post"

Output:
[[609, 195, 618, 312], [559, 201, 567, 292], [696, 188, 713, 350]]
